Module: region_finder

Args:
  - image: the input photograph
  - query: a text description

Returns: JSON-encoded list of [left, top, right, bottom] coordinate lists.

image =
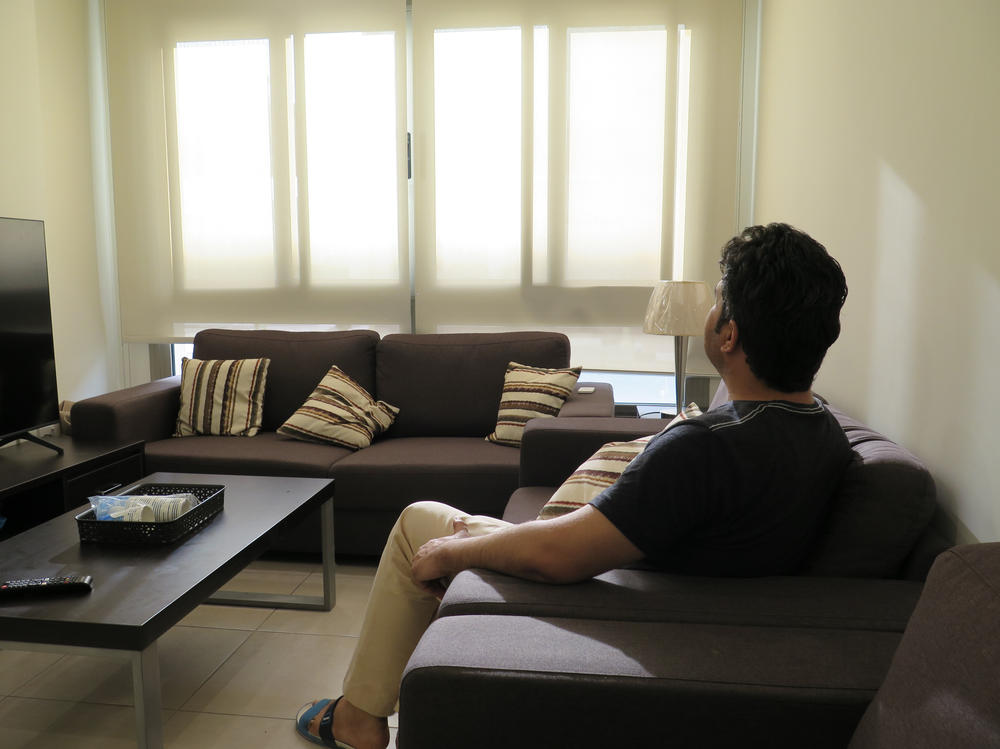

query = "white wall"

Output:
[[755, 0, 1000, 542], [0, 0, 122, 405]]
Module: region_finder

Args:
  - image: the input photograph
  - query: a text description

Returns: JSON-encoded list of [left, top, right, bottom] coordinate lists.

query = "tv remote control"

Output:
[[0, 575, 93, 597]]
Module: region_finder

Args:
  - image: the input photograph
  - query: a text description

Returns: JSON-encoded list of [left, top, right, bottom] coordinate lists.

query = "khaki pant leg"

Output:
[[342, 500, 511, 716]]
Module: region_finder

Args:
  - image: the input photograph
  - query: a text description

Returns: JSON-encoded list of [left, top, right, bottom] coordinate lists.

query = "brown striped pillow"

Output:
[[486, 362, 582, 448], [277, 365, 399, 449], [174, 357, 270, 437], [537, 403, 702, 520]]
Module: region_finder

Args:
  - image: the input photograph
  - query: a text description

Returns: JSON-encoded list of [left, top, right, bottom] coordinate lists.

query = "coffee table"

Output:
[[0, 471, 336, 749]]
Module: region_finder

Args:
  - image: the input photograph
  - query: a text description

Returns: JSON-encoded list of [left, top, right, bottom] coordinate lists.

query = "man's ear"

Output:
[[720, 319, 739, 353]]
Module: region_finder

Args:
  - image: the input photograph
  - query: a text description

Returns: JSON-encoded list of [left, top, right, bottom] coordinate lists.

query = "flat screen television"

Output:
[[0, 217, 63, 454]]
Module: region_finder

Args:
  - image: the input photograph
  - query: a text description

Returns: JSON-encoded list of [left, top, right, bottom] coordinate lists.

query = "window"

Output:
[[107, 0, 744, 376], [108, 0, 410, 342], [411, 3, 737, 371]]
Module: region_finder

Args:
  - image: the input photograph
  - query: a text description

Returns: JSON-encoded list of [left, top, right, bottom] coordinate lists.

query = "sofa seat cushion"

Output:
[[400, 614, 900, 749], [375, 332, 570, 438], [144, 432, 351, 477], [331, 437, 520, 516], [438, 569, 923, 631]]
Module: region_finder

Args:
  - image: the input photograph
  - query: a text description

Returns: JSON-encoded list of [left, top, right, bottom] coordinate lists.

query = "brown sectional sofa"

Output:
[[70, 328, 614, 555], [397, 390, 954, 748]]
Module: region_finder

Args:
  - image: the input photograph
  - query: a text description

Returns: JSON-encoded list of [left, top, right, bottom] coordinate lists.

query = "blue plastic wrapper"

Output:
[[88, 494, 198, 522]]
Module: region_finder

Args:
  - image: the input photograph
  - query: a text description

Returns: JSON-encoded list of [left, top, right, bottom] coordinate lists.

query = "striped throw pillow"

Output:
[[486, 362, 582, 448], [537, 403, 702, 520], [277, 365, 399, 449], [175, 357, 270, 437]]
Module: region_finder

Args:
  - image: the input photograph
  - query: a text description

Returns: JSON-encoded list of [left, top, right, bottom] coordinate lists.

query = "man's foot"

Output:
[[297, 697, 389, 749]]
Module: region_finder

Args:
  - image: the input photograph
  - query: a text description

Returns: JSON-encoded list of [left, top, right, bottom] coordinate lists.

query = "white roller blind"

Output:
[[412, 0, 744, 372], [174, 39, 276, 290], [564, 27, 666, 285], [106, 0, 744, 373], [106, 0, 409, 342]]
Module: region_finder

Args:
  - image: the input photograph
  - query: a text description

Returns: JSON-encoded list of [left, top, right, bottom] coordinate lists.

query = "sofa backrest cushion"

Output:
[[800, 405, 937, 578], [709, 381, 937, 579], [376, 332, 570, 437], [193, 329, 379, 432]]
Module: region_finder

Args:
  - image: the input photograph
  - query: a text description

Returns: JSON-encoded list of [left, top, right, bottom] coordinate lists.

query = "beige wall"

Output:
[[0, 0, 119, 405], [755, 0, 999, 542]]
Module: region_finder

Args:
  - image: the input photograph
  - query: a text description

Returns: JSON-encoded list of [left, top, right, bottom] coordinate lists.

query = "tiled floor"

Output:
[[0, 557, 394, 748]]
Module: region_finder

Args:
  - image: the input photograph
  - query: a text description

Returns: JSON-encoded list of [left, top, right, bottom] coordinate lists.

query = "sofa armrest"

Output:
[[71, 376, 181, 444], [519, 416, 663, 487], [557, 382, 614, 417]]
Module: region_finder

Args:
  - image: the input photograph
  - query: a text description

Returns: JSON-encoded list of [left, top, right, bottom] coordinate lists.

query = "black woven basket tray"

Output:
[[75, 483, 225, 545]]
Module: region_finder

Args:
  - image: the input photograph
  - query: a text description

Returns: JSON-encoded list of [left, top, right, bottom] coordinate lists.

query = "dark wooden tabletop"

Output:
[[0, 472, 334, 650]]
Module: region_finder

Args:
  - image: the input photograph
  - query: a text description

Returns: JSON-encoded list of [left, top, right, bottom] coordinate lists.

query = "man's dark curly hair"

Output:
[[716, 223, 847, 392]]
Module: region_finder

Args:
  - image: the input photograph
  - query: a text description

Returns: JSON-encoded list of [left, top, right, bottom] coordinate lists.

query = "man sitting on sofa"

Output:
[[296, 222, 852, 749]]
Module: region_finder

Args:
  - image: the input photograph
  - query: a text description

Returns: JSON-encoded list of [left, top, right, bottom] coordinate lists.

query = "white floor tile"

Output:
[[0, 696, 174, 749], [165, 710, 307, 748], [218, 566, 311, 595], [259, 573, 372, 637], [0, 649, 63, 696], [15, 625, 250, 709], [180, 630, 358, 719], [180, 602, 276, 631]]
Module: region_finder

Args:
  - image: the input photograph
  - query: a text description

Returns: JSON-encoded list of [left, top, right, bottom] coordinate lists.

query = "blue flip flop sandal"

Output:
[[295, 697, 356, 749]]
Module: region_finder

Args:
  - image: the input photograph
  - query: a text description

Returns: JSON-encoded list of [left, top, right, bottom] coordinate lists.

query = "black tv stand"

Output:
[[0, 431, 64, 455], [0, 434, 144, 540]]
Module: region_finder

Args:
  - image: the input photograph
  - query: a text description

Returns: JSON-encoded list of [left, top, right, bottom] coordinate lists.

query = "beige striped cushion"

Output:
[[174, 357, 270, 437], [537, 403, 703, 520], [486, 362, 582, 448], [277, 365, 399, 449]]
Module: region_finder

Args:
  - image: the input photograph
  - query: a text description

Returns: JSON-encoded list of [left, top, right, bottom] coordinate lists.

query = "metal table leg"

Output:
[[0, 639, 165, 749], [206, 496, 336, 611], [132, 642, 163, 749]]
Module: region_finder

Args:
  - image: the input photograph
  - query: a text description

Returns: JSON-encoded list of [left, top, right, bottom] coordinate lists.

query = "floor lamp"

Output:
[[642, 280, 713, 416]]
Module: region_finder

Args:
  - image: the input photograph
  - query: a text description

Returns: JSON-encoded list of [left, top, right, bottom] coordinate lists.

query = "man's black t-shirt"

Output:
[[590, 399, 852, 577]]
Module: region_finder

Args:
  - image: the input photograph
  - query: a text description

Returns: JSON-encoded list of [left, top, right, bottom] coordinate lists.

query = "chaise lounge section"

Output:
[[397, 391, 950, 748]]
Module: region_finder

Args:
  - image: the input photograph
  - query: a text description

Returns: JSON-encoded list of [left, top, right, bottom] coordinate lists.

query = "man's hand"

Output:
[[411, 520, 471, 599], [411, 507, 644, 592]]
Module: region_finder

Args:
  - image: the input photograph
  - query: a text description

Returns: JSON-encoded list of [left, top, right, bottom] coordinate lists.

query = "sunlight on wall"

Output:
[[868, 161, 922, 431], [958, 273, 1000, 536]]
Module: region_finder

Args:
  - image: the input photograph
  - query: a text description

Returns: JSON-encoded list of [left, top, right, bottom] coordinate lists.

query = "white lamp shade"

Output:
[[642, 280, 713, 336]]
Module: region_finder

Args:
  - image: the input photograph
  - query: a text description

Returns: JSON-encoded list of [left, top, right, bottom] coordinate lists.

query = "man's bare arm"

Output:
[[411, 506, 644, 588]]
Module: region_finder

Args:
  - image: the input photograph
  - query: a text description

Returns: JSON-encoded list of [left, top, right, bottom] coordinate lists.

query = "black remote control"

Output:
[[0, 575, 93, 597]]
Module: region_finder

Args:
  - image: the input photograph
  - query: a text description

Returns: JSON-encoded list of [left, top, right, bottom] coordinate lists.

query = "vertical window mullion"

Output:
[[270, 34, 293, 288], [671, 25, 692, 281], [162, 44, 185, 293], [547, 24, 568, 287], [292, 33, 312, 288], [521, 24, 533, 288], [532, 25, 550, 286]]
